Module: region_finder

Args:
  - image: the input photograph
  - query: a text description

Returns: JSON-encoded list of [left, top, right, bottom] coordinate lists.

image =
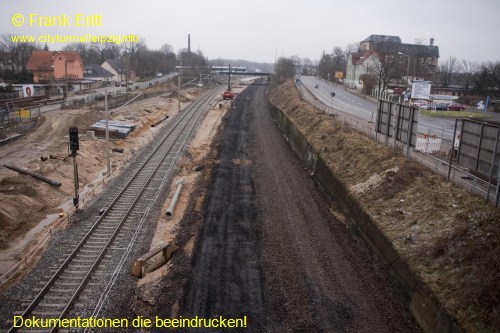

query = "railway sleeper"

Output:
[[96, 224, 122, 230], [60, 263, 93, 269], [70, 255, 103, 261], [28, 302, 66, 309], [78, 248, 103, 254], [12, 310, 61, 317], [82, 244, 106, 250], [31, 310, 64, 317], [34, 286, 74, 293], [57, 275, 85, 282], [53, 281, 81, 287], [87, 236, 115, 241], [62, 267, 93, 273], [84, 239, 109, 245]]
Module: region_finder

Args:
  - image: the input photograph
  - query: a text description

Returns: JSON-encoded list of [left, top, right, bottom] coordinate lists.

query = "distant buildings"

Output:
[[346, 34, 439, 91], [84, 64, 114, 82], [26, 51, 84, 83], [101, 59, 126, 82]]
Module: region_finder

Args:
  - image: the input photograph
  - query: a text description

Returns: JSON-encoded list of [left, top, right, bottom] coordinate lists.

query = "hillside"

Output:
[[268, 80, 500, 333]]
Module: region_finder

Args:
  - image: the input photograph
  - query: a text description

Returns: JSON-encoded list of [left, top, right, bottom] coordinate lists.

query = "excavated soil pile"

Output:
[[268, 80, 500, 333], [0, 92, 185, 253]]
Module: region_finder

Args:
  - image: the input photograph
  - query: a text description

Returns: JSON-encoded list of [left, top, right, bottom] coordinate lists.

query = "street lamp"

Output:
[[398, 52, 410, 84], [398, 52, 411, 104]]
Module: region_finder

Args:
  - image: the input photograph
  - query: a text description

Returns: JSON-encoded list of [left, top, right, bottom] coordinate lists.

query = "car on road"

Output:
[[447, 103, 466, 111]]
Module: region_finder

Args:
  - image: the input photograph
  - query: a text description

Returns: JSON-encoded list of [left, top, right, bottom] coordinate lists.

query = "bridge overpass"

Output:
[[216, 71, 272, 82]]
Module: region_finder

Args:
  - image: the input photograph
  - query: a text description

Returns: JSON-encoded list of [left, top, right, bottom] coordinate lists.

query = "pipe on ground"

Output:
[[3, 163, 61, 187], [166, 178, 184, 218], [151, 115, 169, 127]]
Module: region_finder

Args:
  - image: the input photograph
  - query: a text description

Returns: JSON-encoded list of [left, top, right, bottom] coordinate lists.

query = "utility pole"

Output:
[[178, 60, 182, 112], [104, 90, 111, 175]]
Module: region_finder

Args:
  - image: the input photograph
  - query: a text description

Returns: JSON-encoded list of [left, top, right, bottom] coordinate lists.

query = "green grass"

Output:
[[420, 109, 489, 118]]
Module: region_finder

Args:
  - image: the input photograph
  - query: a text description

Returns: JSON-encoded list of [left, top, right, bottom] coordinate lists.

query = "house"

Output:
[[26, 51, 84, 83], [346, 35, 439, 91], [346, 50, 378, 90], [84, 64, 114, 82], [101, 59, 126, 82]]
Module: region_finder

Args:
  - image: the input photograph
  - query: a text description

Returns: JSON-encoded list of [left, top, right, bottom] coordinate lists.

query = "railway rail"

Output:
[[6, 87, 222, 333]]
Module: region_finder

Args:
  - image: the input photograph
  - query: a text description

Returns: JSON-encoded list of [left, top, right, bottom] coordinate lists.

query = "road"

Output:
[[300, 76, 461, 140], [178, 84, 420, 332]]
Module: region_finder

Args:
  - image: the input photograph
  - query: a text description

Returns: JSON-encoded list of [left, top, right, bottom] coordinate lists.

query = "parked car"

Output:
[[413, 100, 429, 109], [447, 103, 466, 111], [433, 103, 449, 110], [392, 87, 405, 95]]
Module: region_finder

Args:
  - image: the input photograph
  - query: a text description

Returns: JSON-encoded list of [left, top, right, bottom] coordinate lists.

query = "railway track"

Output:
[[7, 87, 222, 333]]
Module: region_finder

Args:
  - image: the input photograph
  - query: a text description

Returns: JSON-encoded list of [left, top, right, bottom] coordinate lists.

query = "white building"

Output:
[[345, 50, 378, 90], [101, 59, 126, 82]]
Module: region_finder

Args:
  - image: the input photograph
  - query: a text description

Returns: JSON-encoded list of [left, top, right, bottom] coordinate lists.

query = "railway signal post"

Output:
[[69, 127, 80, 207]]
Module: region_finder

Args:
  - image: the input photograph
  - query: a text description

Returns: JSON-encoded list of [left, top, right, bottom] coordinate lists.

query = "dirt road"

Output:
[[177, 84, 420, 332]]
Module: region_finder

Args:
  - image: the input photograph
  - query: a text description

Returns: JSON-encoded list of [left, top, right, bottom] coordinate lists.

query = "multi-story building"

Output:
[[26, 51, 84, 83], [346, 34, 439, 92]]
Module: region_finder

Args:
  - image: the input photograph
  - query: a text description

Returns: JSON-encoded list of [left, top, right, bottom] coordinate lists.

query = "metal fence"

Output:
[[296, 83, 499, 206]]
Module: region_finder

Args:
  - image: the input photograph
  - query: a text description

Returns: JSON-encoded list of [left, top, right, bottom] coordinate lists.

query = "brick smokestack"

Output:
[[188, 34, 191, 54]]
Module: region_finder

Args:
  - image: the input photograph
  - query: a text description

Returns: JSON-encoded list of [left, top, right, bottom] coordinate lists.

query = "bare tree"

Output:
[[63, 43, 102, 64], [273, 57, 296, 84], [1, 34, 40, 71], [437, 56, 462, 87], [160, 44, 174, 55], [371, 41, 405, 92], [461, 59, 479, 94], [474, 61, 500, 97], [317, 51, 333, 80], [332, 47, 346, 72]]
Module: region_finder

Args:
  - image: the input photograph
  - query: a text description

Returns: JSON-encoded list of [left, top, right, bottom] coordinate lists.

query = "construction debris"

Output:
[[3, 163, 61, 187], [88, 120, 136, 138]]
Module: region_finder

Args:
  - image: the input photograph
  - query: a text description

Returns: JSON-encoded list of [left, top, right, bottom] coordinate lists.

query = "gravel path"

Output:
[[177, 84, 421, 332]]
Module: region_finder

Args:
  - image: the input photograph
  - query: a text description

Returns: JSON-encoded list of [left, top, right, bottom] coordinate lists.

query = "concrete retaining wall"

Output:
[[268, 104, 463, 333]]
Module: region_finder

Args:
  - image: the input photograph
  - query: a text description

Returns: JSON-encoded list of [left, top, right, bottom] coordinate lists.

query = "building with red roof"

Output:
[[26, 51, 84, 83]]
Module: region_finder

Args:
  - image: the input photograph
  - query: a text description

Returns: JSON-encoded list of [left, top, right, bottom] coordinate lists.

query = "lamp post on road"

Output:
[[398, 52, 411, 104], [398, 52, 410, 85]]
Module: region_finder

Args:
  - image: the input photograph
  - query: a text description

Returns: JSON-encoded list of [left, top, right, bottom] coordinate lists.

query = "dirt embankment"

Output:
[[268, 81, 500, 333]]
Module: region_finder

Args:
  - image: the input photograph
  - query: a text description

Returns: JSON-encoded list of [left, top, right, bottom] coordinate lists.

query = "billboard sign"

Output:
[[411, 81, 431, 100]]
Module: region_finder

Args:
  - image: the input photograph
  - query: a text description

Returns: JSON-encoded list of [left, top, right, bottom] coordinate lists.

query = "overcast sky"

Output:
[[2, 0, 499, 64]]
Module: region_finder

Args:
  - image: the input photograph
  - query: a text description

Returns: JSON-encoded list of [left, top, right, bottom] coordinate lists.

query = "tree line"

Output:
[[0, 33, 207, 83]]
